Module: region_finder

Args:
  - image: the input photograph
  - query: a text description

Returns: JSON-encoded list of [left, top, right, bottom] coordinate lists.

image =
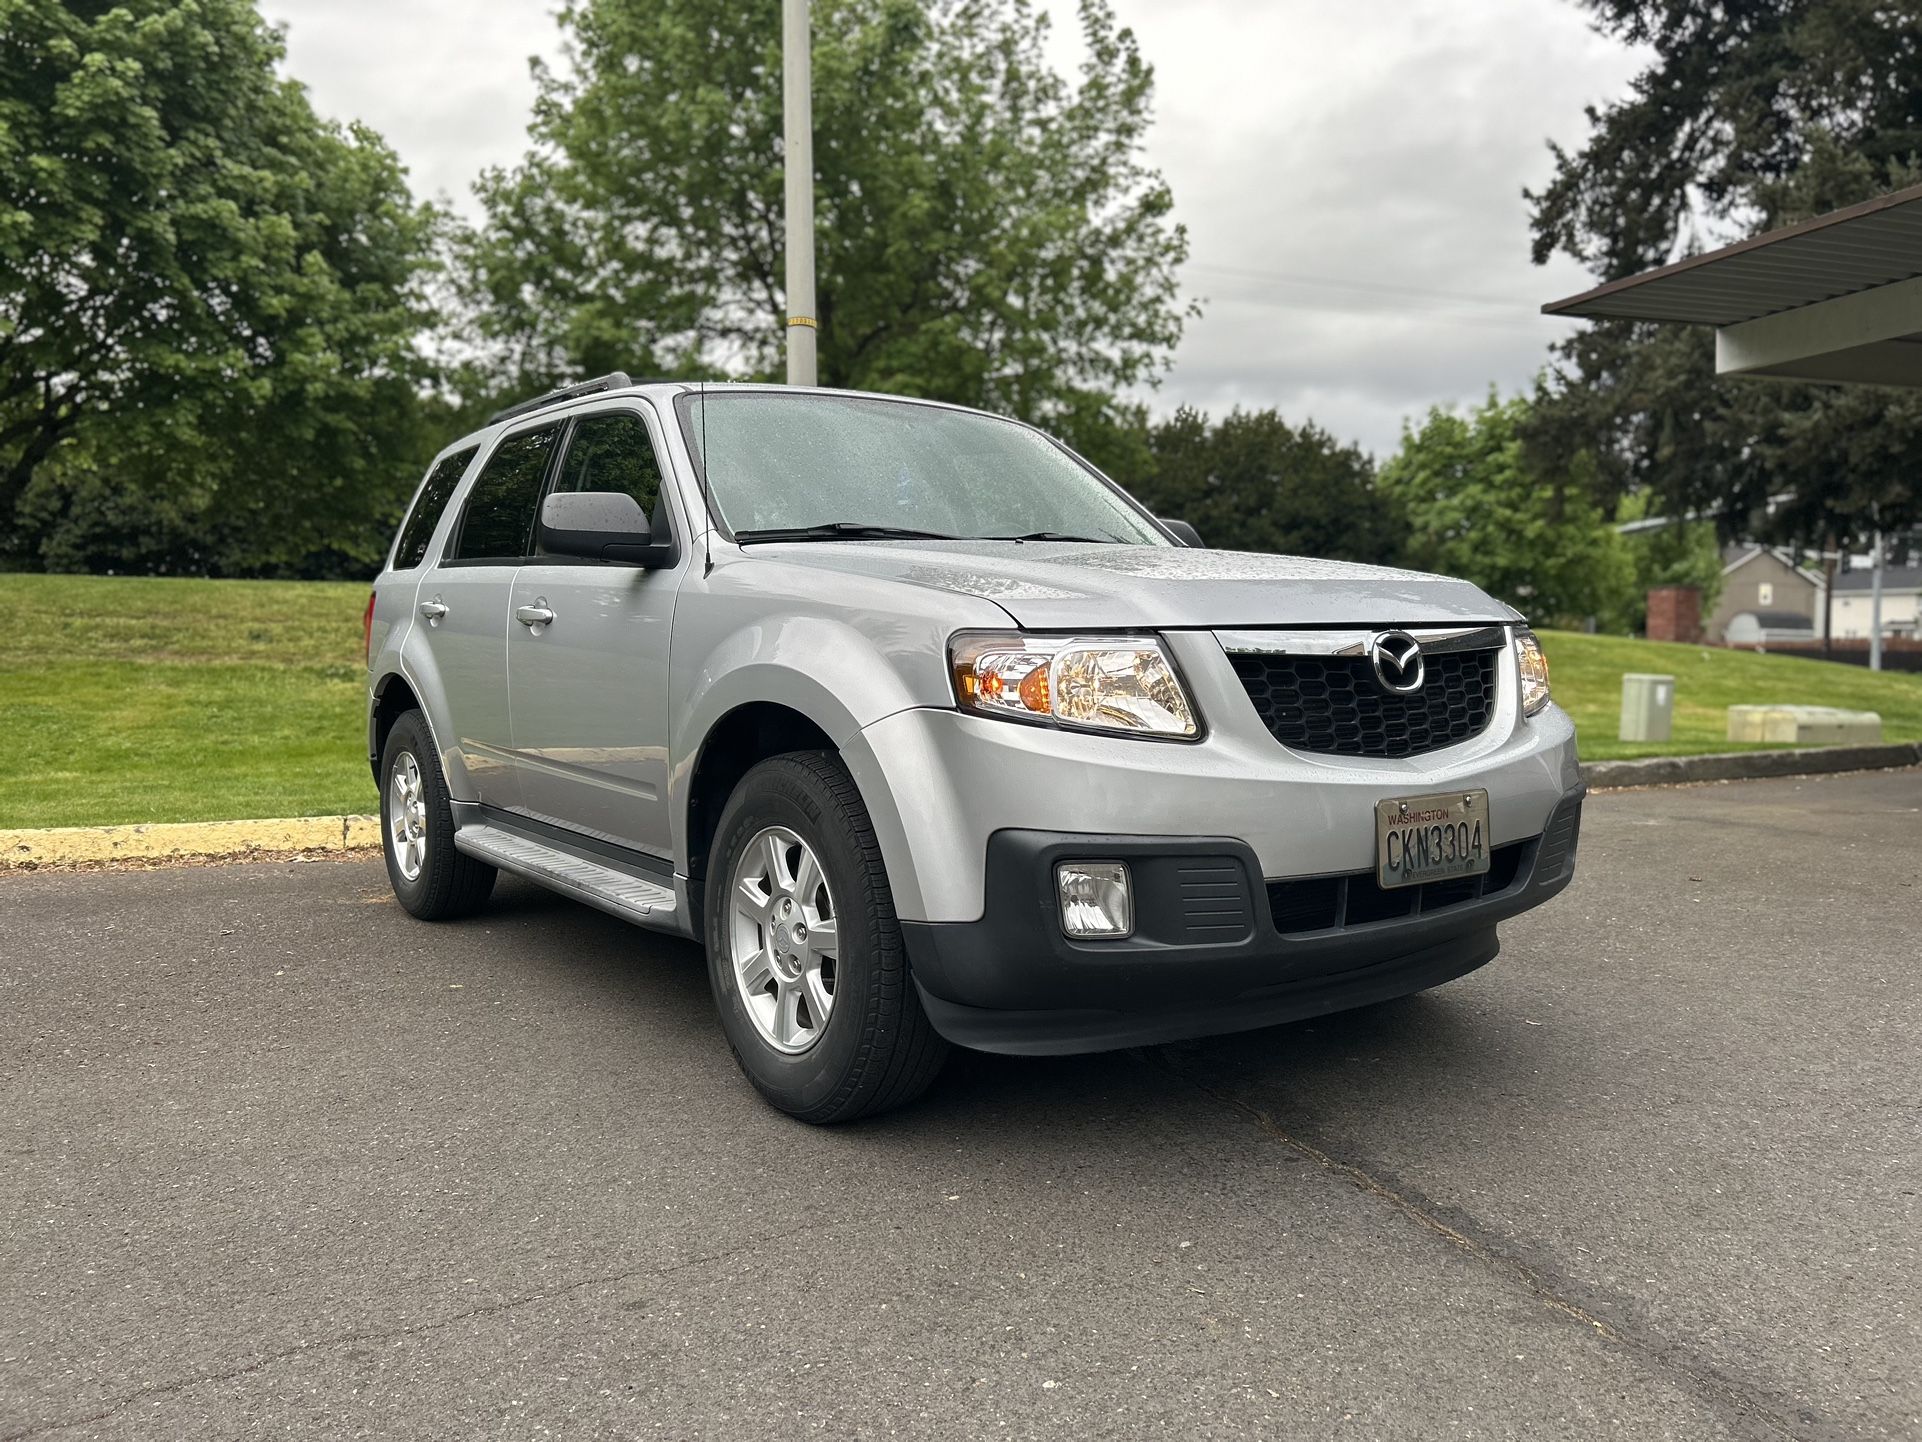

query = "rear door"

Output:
[[372, 444, 477, 679], [417, 422, 562, 807], [506, 405, 684, 858]]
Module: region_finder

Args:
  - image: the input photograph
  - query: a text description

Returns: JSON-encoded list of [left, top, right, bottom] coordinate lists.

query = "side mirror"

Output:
[[1161, 518, 1204, 548], [539, 491, 678, 568]]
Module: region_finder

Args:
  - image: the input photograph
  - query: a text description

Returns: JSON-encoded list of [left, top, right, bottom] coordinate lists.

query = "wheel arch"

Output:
[[369, 671, 423, 781], [681, 701, 839, 924]]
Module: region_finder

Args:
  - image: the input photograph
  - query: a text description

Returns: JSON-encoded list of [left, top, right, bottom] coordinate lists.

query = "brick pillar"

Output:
[[1646, 585, 1702, 643]]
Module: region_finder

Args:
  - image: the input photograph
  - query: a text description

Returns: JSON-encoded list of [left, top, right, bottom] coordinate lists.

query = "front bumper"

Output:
[[903, 786, 1584, 1055], [842, 626, 1583, 924]]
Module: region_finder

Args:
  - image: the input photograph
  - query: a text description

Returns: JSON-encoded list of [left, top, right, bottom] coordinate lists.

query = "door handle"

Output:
[[418, 599, 447, 621], [516, 604, 555, 628]]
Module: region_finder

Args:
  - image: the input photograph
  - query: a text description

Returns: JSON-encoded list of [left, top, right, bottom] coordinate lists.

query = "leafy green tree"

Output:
[[457, 0, 1192, 447], [0, 0, 443, 575], [1380, 393, 1636, 629], [1527, 0, 1922, 549], [1614, 491, 1726, 633], [1120, 407, 1404, 564]]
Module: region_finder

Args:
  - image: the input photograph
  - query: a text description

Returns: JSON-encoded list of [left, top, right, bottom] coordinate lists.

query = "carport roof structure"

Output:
[[1542, 181, 1922, 387]]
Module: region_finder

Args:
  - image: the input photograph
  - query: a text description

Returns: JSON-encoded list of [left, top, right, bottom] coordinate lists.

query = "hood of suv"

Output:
[[751, 540, 1513, 629]]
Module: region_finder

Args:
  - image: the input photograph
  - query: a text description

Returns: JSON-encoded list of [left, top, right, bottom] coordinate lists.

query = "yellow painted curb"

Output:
[[0, 815, 381, 867]]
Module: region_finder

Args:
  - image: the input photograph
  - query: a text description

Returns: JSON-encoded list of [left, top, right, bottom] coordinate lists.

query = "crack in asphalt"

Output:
[[0, 1224, 820, 1442], [1150, 1050, 1819, 1442]]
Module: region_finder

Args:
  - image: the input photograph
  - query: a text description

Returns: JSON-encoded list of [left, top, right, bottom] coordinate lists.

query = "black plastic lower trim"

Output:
[[915, 927, 1501, 1055], [901, 785, 1584, 1055]]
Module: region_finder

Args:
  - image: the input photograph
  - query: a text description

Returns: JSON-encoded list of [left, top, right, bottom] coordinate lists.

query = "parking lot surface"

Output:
[[3, 769, 1918, 1440]]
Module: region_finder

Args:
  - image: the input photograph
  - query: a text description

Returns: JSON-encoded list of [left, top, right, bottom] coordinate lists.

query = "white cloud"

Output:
[[260, 0, 1644, 453], [1088, 0, 1645, 449], [261, 0, 554, 213]]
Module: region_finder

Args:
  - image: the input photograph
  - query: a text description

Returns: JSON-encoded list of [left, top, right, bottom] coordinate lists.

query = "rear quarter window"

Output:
[[392, 448, 476, 569]]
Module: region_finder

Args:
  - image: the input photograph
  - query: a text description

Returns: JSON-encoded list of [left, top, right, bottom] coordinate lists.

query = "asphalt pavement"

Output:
[[2, 769, 1918, 1440]]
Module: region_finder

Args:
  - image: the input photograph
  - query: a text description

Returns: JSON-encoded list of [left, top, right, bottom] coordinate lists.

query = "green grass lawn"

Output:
[[1541, 629, 1922, 760], [4, 575, 1919, 828], [0, 574, 376, 828]]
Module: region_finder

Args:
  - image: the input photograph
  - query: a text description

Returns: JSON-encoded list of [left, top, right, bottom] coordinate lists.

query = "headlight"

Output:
[[949, 632, 1199, 738], [1516, 628, 1551, 717]]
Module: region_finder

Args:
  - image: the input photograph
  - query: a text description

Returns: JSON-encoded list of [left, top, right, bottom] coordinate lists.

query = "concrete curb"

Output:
[[1582, 741, 1922, 791], [0, 815, 380, 868]]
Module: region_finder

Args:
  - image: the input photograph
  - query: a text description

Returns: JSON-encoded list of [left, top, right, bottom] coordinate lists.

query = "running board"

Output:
[[452, 822, 679, 927]]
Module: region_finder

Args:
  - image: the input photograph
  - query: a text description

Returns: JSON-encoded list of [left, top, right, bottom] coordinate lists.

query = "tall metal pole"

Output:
[[1821, 546, 1836, 657], [782, 0, 817, 386], [1869, 529, 1885, 672]]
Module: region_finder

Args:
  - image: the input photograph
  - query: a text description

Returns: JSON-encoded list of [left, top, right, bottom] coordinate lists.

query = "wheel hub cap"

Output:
[[727, 826, 839, 1055]]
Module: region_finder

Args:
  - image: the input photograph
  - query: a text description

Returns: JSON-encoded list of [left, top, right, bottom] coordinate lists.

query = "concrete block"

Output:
[[1726, 705, 1883, 745]]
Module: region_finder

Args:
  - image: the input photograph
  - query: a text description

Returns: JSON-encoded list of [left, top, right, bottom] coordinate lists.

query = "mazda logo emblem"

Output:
[[1368, 631, 1425, 694]]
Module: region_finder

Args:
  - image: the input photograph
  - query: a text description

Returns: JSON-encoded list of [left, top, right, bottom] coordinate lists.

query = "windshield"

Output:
[[677, 392, 1169, 545]]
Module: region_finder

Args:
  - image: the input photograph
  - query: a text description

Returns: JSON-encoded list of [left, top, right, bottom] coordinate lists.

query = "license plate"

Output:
[[1375, 790, 1491, 889]]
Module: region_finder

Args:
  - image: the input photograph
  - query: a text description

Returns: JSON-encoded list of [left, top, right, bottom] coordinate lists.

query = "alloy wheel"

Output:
[[388, 750, 428, 882], [728, 825, 840, 1054]]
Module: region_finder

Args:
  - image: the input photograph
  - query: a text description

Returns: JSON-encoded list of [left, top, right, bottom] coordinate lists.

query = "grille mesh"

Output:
[[1229, 647, 1499, 759], [1266, 843, 1527, 935]]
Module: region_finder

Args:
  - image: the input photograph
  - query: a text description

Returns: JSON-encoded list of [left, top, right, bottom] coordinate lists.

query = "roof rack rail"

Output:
[[488, 372, 636, 425]]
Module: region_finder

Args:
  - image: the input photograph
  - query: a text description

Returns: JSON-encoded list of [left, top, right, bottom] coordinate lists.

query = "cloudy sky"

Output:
[[259, 0, 1643, 457]]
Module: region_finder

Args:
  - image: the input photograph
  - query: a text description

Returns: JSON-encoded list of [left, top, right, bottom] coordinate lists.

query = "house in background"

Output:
[[1544, 185, 1922, 668], [1707, 545, 1826, 643], [1830, 564, 1922, 641]]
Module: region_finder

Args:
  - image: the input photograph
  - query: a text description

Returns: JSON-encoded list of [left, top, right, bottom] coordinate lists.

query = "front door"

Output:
[[507, 406, 683, 859], [417, 421, 563, 808]]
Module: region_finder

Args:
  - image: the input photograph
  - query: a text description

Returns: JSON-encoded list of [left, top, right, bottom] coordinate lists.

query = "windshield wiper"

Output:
[[733, 522, 960, 543], [985, 530, 1122, 543]]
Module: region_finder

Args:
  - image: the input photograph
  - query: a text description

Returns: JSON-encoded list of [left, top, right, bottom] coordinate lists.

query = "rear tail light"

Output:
[[362, 592, 377, 665]]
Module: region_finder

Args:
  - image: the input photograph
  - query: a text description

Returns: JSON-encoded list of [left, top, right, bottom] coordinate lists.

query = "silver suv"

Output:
[[366, 376, 1583, 1122]]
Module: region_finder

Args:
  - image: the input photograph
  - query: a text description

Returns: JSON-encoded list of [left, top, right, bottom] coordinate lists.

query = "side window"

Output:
[[451, 426, 560, 562], [551, 411, 665, 517], [392, 448, 475, 569]]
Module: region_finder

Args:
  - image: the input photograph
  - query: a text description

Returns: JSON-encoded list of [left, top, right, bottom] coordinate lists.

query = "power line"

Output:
[[1190, 286, 1563, 334], [1186, 260, 1593, 332], [1188, 260, 1528, 311]]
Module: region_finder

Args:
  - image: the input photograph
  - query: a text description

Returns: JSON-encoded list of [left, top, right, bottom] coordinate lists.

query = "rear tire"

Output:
[[380, 709, 496, 920], [704, 752, 949, 1123]]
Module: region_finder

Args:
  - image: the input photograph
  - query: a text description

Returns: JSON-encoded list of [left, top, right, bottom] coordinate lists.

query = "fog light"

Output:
[[1056, 861, 1132, 939]]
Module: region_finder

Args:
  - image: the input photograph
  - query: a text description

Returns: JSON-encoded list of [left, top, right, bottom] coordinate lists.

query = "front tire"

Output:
[[704, 752, 949, 1123], [380, 709, 496, 920]]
